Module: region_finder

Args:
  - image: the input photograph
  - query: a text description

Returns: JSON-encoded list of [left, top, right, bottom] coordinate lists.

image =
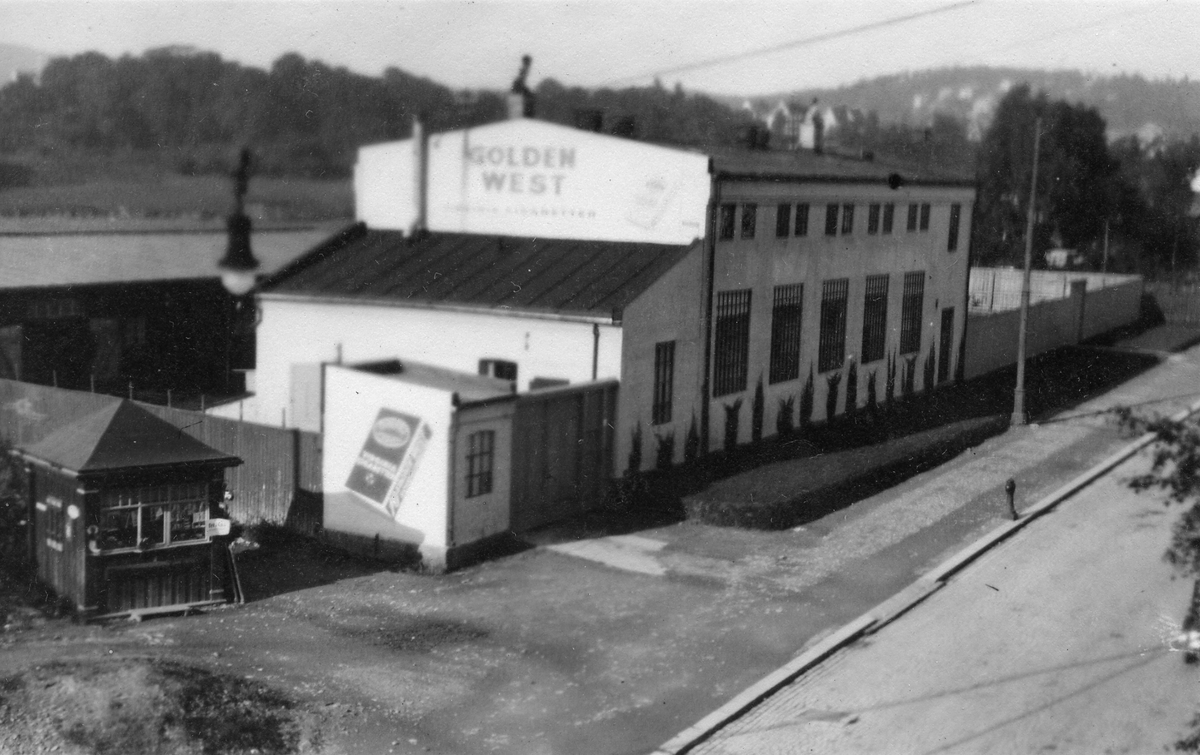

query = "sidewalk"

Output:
[[653, 332, 1200, 755], [678, 446, 1199, 754]]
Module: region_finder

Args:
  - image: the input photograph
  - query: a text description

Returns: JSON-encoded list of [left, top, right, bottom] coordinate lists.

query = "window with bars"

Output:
[[775, 203, 791, 238], [719, 203, 736, 240], [861, 274, 889, 363], [900, 271, 926, 355], [947, 203, 962, 251], [818, 279, 849, 372], [919, 202, 931, 231], [98, 482, 209, 551], [825, 203, 839, 236], [741, 203, 757, 239], [907, 203, 919, 232], [841, 203, 855, 234], [465, 430, 495, 498], [795, 203, 809, 236], [769, 284, 804, 384], [652, 341, 675, 424], [883, 203, 895, 234], [867, 204, 880, 235], [714, 290, 752, 397]]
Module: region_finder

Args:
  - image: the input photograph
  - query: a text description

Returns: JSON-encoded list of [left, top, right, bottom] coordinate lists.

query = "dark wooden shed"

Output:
[[11, 399, 242, 620]]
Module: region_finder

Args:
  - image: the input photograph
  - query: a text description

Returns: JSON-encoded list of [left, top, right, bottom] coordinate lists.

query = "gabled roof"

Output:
[[0, 228, 333, 290], [261, 225, 699, 321], [19, 399, 240, 473]]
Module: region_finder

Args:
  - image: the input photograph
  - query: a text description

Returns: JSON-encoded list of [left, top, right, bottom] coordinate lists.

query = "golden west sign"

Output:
[[355, 119, 710, 245]]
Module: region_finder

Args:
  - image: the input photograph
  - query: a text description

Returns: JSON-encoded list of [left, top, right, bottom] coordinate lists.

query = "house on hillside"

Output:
[[221, 91, 974, 549]]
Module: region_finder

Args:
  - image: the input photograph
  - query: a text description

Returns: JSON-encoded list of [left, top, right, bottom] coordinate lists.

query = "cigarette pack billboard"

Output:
[[345, 408, 432, 522]]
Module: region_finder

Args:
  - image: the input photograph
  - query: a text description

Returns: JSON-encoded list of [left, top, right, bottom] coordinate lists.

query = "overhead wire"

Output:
[[599, 0, 979, 86]]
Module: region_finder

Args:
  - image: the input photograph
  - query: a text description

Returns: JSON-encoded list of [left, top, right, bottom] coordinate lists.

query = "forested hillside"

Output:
[[0, 48, 753, 182]]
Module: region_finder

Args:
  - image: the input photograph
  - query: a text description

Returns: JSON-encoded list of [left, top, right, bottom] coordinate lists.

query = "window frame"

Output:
[[740, 203, 757, 239], [818, 278, 849, 373], [824, 203, 839, 236], [769, 284, 804, 385], [882, 203, 895, 234], [841, 203, 855, 235], [867, 203, 881, 235], [899, 271, 926, 355], [465, 430, 495, 498], [919, 202, 931, 231], [652, 340, 676, 425], [713, 289, 752, 397], [861, 274, 890, 364], [906, 203, 919, 232], [718, 203, 736, 240], [947, 203, 962, 252], [775, 203, 791, 238], [97, 482, 210, 553], [794, 203, 810, 236]]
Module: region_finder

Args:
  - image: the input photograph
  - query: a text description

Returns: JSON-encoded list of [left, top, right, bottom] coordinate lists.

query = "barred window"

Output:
[[98, 482, 209, 551], [919, 202, 931, 231], [769, 284, 804, 384], [900, 271, 926, 355], [714, 290, 752, 397], [861, 274, 889, 364], [465, 430, 495, 498], [825, 203, 839, 236], [818, 279, 849, 372], [841, 203, 855, 235], [948, 203, 962, 251], [719, 203, 736, 240], [882, 203, 895, 234], [652, 341, 675, 425], [741, 203, 757, 239], [907, 203, 919, 232], [776, 203, 791, 238], [867, 203, 880, 235], [795, 203, 810, 236]]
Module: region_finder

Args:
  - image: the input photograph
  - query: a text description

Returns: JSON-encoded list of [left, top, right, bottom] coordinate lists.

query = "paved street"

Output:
[[684, 443, 1200, 754]]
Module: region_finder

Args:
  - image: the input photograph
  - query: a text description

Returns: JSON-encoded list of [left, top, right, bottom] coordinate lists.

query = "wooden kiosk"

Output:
[[11, 400, 242, 620]]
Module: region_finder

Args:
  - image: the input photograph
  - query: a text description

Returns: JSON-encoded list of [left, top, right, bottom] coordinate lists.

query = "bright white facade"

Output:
[[234, 115, 977, 490]]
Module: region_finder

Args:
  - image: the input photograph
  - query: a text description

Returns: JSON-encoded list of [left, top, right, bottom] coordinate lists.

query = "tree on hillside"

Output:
[[1110, 135, 1200, 278], [973, 85, 1120, 267]]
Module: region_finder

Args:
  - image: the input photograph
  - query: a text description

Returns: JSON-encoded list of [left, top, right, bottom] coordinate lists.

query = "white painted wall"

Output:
[[322, 365, 452, 559], [356, 119, 710, 245], [234, 296, 622, 429], [450, 399, 515, 545]]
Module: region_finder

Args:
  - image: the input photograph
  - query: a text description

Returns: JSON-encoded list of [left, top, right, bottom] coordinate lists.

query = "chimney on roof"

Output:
[[507, 55, 536, 119], [811, 99, 824, 155], [411, 115, 428, 238]]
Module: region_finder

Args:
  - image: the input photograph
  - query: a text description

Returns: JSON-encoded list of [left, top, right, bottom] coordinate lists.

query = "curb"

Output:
[[652, 396, 1200, 755]]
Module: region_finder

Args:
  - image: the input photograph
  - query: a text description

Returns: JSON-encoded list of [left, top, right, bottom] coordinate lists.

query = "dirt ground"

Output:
[[1, 336, 1193, 755]]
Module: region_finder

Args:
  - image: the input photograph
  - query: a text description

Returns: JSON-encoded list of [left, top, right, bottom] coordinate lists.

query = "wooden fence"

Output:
[[0, 380, 322, 533]]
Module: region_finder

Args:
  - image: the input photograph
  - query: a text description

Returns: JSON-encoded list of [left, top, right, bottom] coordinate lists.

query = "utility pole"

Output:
[[1012, 118, 1041, 427]]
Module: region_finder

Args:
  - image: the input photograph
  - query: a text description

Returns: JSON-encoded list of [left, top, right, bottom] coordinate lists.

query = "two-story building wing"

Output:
[[232, 115, 974, 480]]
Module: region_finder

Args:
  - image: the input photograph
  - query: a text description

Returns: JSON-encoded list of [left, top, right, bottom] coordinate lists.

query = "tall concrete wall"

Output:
[[964, 273, 1143, 379]]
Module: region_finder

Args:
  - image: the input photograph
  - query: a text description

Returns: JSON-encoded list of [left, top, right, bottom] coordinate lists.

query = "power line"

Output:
[[600, 0, 979, 86]]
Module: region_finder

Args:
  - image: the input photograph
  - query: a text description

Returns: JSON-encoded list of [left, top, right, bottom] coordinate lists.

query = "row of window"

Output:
[[649, 271, 931, 422], [719, 201, 962, 251], [97, 482, 210, 551]]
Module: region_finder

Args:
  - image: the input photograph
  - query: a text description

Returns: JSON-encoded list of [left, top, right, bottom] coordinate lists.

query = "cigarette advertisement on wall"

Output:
[[323, 366, 452, 550]]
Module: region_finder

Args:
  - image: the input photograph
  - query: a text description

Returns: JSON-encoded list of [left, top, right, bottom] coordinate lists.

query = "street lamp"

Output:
[[1012, 118, 1042, 427], [218, 148, 260, 296]]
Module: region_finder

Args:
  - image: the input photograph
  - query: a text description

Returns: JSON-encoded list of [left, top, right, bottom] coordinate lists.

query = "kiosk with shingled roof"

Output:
[[10, 398, 242, 620]]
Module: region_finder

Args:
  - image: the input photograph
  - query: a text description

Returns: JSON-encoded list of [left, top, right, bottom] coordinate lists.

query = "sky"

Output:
[[1, 0, 1198, 96]]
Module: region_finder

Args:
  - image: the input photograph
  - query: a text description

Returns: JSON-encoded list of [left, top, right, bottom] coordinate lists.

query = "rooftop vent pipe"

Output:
[[507, 55, 535, 119]]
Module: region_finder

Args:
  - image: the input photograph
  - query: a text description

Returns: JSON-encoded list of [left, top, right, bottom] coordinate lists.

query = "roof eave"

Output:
[[258, 290, 621, 325]]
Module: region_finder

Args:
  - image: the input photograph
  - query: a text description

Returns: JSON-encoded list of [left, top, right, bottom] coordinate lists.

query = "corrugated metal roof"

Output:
[[263, 225, 699, 320], [709, 146, 973, 185], [21, 399, 240, 473], [0, 228, 333, 289]]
